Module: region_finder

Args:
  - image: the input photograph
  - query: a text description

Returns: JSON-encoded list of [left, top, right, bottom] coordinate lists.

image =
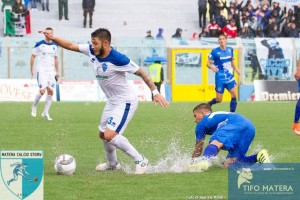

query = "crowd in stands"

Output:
[[198, 0, 300, 38]]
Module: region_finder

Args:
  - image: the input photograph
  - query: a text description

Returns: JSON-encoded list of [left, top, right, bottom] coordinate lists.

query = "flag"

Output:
[[4, 9, 15, 35]]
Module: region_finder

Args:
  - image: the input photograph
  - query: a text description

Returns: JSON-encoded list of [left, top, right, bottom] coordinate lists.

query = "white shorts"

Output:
[[99, 101, 138, 135], [37, 72, 56, 90]]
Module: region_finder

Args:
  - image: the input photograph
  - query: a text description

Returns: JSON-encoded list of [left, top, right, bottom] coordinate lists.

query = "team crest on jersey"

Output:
[[0, 150, 44, 200], [102, 63, 108, 72], [91, 58, 95, 63]]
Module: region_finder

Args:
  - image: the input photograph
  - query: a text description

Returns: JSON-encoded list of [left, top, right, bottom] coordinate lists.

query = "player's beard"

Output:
[[98, 44, 105, 57]]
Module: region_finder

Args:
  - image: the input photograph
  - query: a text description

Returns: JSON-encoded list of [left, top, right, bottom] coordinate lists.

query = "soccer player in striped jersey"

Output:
[[30, 27, 59, 121], [207, 33, 240, 112], [191, 103, 270, 170], [40, 28, 169, 174], [292, 56, 300, 136]]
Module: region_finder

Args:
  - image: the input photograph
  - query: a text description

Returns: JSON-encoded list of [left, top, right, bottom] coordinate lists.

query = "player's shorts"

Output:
[[297, 79, 300, 92], [99, 101, 138, 135], [209, 119, 255, 159], [215, 79, 236, 94], [37, 72, 56, 90]]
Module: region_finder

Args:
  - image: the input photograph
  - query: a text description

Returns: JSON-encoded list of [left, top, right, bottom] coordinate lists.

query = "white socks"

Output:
[[32, 93, 42, 107], [43, 95, 53, 115], [102, 140, 118, 166], [109, 135, 143, 162]]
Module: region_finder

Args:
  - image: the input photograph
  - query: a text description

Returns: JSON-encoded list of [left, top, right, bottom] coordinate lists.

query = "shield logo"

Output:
[[102, 63, 108, 72], [0, 151, 44, 199]]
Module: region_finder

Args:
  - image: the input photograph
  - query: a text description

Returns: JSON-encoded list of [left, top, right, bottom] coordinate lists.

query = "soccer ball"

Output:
[[54, 154, 76, 175]]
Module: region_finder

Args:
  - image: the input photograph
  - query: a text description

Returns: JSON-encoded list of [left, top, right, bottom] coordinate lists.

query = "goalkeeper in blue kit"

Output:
[[191, 103, 270, 170]]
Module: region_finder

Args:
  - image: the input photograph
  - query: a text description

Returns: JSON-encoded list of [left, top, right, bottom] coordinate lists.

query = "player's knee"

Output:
[[39, 90, 46, 95], [47, 89, 54, 96], [99, 132, 105, 140]]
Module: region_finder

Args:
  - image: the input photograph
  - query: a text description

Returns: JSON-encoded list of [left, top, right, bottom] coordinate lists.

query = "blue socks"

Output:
[[203, 144, 218, 158], [208, 98, 237, 112], [208, 98, 217, 106], [230, 98, 237, 112], [229, 154, 257, 169], [294, 98, 300, 123]]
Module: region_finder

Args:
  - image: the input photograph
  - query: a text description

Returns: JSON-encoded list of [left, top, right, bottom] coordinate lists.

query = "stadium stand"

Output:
[[0, 0, 198, 38]]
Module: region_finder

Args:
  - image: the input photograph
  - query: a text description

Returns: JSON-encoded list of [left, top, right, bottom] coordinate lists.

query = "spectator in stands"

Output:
[[216, 11, 227, 29], [254, 25, 265, 37], [156, 28, 164, 39], [172, 28, 182, 39], [199, 27, 209, 37], [287, 22, 299, 38], [41, 0, 50, 11], [281, 17, 292, 37], [12, 0, 27, 14], [1, 0, 14, 12], [285, 7, 295, 22], [268, 24, 281, 38], [198, 0, 207, 28], [58, 0, 69, 20], [232, 8, 242, 31], [208, 0, 219, 22], [238, 23, 254, 38], [31, 0, 38, 11], [222, 18, 238, 38], [207, 18, 221, 37], [82, 0, 95, 28], [145, 30, 154, 39], [256, 4, 272, 30], [24, 0, 30, 9], [191, 32, 199, 40]]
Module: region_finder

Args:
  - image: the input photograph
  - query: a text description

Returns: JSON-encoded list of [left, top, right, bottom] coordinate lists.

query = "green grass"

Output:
[[1, 101, 300, 199]]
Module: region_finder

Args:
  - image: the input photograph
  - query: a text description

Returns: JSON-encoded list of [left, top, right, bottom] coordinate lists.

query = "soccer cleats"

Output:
[[257, 149, 270, 163], [41, 113, 53, 121], [95, 162, 121, 171], [31, 107, 37, 117], [135, 156, 148, 174], [292, 123, 300, 136]]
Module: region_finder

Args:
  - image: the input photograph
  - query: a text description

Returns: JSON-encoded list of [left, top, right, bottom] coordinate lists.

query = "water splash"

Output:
[[122, 141, 275, 174]]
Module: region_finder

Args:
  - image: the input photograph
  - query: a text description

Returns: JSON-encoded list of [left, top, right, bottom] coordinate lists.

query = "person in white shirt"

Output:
[[30, 27, 59, 121], [39, 28, 169, 174]]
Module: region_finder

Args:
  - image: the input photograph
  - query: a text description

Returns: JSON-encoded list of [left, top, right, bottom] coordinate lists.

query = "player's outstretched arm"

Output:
[[38, 30, 80, 52], [134, 68, 169, 107], [192, 138, 205, 159]]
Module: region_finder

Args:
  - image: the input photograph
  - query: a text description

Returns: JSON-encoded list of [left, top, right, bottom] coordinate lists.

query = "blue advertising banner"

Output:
[[229, 163, 300, 200]]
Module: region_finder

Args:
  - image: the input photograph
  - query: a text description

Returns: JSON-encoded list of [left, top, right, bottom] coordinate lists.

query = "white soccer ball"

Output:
[[54, 154, 76, 175]]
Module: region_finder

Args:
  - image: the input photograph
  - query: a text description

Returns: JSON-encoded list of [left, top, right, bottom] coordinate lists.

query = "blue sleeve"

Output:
[[208, 49, 215, 61], [195, 119, 207, 142]]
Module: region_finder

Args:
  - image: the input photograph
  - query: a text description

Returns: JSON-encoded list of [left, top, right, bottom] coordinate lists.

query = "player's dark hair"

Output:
[[218, 32, 227, 39], [91, 28, 111, 43], [45, 27, 53, 31], [193, 103, 212, 113]]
